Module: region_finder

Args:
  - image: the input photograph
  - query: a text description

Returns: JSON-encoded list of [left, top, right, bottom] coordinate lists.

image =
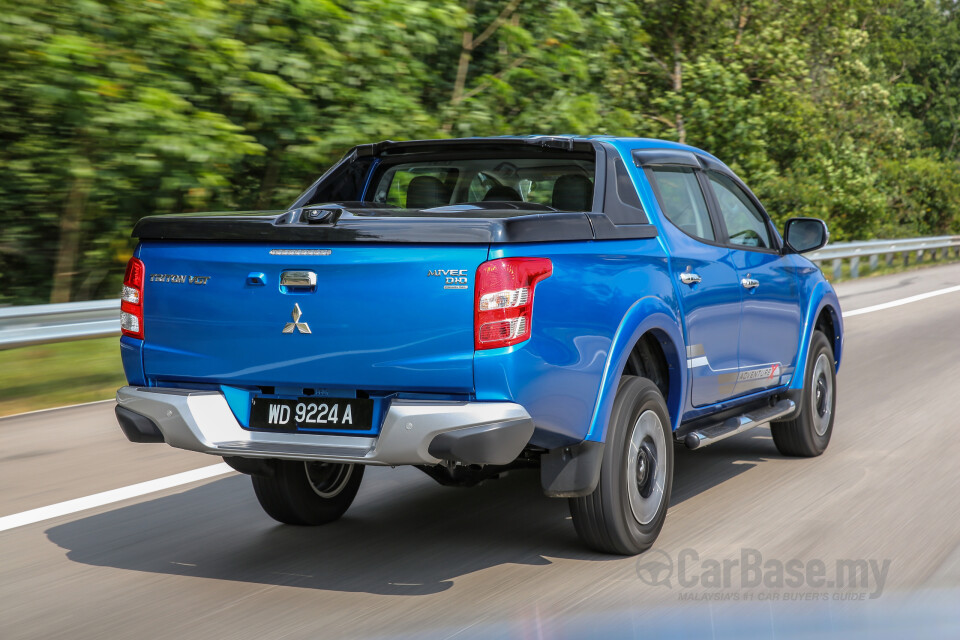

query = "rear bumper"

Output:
[[115, 386, 534, 466]]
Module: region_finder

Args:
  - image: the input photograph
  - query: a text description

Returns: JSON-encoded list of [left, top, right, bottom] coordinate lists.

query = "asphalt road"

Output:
[[3, 263, 960, 639]]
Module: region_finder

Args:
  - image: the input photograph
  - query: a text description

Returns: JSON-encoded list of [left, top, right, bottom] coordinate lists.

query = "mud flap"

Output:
[[540, 441, 605, 498]]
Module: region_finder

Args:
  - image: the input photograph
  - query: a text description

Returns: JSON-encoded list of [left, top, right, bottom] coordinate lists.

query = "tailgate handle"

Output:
[[280, 270, 317, 289]]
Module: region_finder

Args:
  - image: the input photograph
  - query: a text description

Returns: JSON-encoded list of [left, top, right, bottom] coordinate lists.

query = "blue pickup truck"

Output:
[[115, 136, 843, 555]]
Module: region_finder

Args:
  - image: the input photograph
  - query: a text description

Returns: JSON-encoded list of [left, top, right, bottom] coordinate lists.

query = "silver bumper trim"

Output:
[[115, 386, 532, 466]]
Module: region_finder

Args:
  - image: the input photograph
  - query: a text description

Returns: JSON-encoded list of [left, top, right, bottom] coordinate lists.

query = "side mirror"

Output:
[[783, 217, 828, 253]]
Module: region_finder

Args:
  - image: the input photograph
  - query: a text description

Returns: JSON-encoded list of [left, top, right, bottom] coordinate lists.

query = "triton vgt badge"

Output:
[[282, 303, 311, 334], [150, 273, 210, 285]]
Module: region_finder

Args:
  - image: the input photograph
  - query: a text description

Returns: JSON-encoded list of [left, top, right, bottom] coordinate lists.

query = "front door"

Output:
[[703, 171, 802, 396]]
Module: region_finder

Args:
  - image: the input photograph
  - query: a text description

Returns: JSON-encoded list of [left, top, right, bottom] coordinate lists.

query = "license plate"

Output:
[[249, 397, 374, 431]]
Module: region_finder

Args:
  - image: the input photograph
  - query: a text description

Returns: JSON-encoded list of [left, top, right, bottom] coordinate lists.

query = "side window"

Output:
[[649, 167, 716, 242], [707, 172, 772, 249]]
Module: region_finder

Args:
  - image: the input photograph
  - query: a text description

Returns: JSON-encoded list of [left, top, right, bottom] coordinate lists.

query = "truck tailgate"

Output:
[[138, 241, 485, 393]]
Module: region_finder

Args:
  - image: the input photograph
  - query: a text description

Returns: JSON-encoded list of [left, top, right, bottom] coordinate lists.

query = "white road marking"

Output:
[[0, 463, 233, 533], [843, 284, 960, 317]]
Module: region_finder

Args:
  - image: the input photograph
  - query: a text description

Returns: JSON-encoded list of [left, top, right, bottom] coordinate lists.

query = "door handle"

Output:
[[680, 272, 702, 285], [741, 277, 760, 289]]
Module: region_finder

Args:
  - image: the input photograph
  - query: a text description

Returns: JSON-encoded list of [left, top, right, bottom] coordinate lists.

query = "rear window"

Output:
[[649, 167, 716, 242], [370, 156, 595, 212]]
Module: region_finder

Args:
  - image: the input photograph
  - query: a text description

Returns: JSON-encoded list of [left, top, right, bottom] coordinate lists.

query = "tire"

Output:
[[252, 460, 364, 526], [569, 376, 674, 555], [771, 330, 836, 457]]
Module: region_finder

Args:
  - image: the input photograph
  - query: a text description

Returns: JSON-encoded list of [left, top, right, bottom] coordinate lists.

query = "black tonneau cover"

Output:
[[132, 206, 657, 244]]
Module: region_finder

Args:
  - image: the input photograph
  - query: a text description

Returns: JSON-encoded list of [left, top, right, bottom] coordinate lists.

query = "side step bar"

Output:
[[681, 399, 796, 450]]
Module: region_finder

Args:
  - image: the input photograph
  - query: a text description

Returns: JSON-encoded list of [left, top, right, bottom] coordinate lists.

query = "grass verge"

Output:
[[0, 337, 125, 418]]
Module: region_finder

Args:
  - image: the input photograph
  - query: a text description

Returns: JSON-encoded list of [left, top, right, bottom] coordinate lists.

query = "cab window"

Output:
[[707, 172, 772, 249], [649, 167, 716, 242], [371, 157, 595, 211], [380, 167, 458, 208]]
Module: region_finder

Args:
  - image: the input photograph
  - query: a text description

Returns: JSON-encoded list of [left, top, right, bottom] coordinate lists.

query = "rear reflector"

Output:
[[474, 258, 552, 350], [478, 316, 527, 343], [120, 312, 140, 334]]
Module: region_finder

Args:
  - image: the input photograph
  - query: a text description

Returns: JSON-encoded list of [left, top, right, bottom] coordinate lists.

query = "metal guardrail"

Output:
[[0, 235, 958, 350], [0, 299, 118, 350], [808, 235, 960, 280]]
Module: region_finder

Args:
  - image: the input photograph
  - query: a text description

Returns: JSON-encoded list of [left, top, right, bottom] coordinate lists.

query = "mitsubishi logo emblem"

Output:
[[282, 303, 311, 334]]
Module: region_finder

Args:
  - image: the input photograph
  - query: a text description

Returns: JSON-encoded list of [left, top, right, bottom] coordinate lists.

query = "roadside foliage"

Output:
[[1, 0, 959, 304]]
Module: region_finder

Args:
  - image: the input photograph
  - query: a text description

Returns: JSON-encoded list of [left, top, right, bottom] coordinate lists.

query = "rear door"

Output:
[[703, 171, 802, 395], [646, 165, 743, 406], [138, 241, 488, 393]]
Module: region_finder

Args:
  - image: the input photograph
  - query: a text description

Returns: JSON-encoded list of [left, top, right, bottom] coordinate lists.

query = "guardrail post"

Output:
[[885, 252, 894, 267], [868, 254, 878, 272], [850, 256, 860, 278], [918, 249, 925, 264], [832, 258, 843, 281], [903, 251, 910, 267]]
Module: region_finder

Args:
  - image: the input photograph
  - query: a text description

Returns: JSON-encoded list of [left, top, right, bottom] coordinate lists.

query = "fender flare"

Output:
[[790, 281, 844, 391], [585, 296, 686, 442]]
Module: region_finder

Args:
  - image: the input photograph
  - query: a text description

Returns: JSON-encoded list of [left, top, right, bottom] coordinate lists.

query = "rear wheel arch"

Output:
[[622, 330, 683, 431], [585, 300, 686, 442]]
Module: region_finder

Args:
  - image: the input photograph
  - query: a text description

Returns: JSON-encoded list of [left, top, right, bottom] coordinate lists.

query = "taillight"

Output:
[[120, 257, 145, 339], [475, 257, 552, 350]]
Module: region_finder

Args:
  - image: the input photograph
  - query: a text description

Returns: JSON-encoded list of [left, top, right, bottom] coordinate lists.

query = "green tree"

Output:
[[2, 0, 960, 304]]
